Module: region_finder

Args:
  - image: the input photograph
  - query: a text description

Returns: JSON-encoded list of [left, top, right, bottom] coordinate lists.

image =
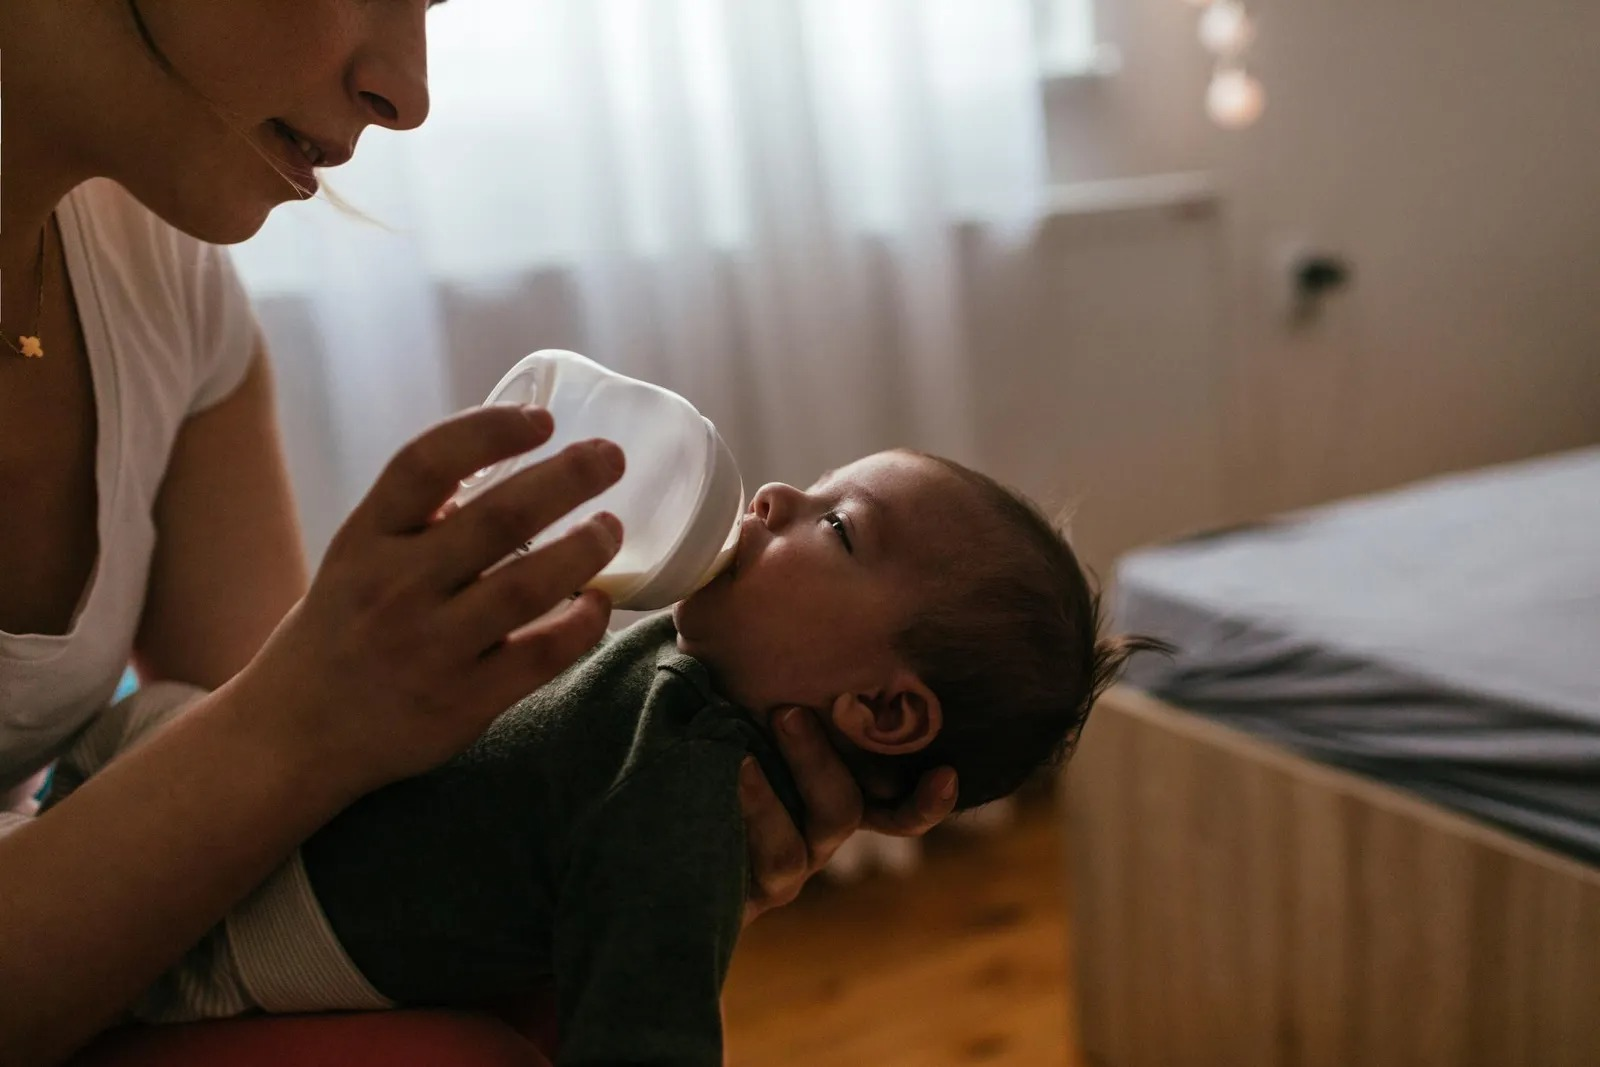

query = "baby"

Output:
[[40, 449, 1155, 1064]]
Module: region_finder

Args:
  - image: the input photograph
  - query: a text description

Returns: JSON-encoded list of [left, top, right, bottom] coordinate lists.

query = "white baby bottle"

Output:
[[450, 350, 745, 611]]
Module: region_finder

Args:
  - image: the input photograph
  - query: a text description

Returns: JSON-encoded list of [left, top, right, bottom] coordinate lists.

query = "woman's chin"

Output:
[[182, 197, 281, 245], [131, 166, 298, 245], [127, 196, 271, 246]]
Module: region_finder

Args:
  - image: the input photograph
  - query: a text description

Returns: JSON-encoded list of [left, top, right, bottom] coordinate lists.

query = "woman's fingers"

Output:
[[250, 408, 629, 794], [738, 758, 811, 921], [361, 405, 555, 535], [426, 438, 626, 591], [445, 512, 623, 653], [861, 767, 959, 837], [741, 711, 956, 926], [473, 590, 615, 712], [772, 708, 864, 868]]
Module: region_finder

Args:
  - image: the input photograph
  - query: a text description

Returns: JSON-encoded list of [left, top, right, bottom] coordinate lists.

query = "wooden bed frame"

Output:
[[1061, 686, 1600, 1067]]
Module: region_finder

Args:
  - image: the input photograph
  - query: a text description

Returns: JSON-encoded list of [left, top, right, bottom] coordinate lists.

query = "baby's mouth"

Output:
[[722, 516, 758, 584]]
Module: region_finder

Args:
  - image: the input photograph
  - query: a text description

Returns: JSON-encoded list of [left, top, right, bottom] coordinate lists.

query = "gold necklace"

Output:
[[2, 223, 49, 360]]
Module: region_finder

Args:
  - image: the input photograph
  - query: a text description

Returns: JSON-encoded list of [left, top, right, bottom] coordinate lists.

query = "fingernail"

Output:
[[739, 757, 760, 796], [595, 440, 625, 476], [522, 405, 553, 432], [780, 708, 807, 737], [593, 511, 624, 547], [938, 773, 958, 802]]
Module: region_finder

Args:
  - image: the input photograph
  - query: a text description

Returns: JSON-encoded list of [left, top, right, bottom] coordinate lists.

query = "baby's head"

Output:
[[674, 450, 1159, 810]]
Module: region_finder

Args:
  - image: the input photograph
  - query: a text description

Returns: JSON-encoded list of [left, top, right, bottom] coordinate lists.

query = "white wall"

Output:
[[965, 195, 1233, 578], [1017, 0, 1600, 558]]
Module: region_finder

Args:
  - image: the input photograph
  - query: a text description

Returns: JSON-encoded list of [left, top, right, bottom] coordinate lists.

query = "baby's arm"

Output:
[[553, 741, 748, 1067]]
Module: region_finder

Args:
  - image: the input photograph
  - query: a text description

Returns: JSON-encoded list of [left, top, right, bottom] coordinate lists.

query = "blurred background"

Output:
[[231, 0, 1600, 1063]]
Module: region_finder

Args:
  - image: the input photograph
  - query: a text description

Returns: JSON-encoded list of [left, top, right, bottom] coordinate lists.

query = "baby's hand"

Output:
[[738, 707, 957, 925]]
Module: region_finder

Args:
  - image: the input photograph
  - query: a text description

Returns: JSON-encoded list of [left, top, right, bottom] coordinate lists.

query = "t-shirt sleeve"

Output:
[[553, 739, 747, 1067], [184, 240, 260, 415]]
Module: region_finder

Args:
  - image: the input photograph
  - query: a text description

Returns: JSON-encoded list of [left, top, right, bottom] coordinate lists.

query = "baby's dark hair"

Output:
[[891, 453, 1167, 811]]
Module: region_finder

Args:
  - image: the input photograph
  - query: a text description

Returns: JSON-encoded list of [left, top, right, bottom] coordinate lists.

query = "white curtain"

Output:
[[234, 0, 1048, 559]]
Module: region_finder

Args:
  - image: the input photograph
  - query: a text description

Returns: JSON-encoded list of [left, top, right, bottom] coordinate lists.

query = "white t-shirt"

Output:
[[0, 179, 258, 804]]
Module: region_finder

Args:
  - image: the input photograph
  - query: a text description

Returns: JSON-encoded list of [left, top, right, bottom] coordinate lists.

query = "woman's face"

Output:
[[99, 0, 436, 242]]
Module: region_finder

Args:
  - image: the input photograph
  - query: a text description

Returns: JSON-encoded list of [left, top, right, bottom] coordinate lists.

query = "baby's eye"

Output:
[[825, 511, 854, 553]]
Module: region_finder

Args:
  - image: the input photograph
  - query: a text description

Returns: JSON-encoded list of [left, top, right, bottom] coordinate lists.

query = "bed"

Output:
[[1061, 446, 1600, 1066]]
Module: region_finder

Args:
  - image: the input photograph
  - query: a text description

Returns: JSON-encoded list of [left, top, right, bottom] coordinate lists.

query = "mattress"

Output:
[[1115, 445, 1600, 864]]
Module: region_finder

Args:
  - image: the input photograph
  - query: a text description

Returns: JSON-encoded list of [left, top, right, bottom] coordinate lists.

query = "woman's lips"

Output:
[[264, 119, 355, 195], [273, 120, 327, 165], [266, 120, 320, 193]]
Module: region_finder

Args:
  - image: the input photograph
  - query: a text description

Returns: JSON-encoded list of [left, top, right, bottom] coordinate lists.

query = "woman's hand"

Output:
[[0, 404, 625, 1064], [236, 404, 626, 797], [738, 707, 958, 925]]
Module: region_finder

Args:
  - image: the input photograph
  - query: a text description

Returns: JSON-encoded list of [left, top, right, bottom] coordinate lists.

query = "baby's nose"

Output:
[[751, 483, 798, 528]]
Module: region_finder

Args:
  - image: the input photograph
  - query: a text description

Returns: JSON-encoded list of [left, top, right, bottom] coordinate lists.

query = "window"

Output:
[[1035, 0, 1119, 79]]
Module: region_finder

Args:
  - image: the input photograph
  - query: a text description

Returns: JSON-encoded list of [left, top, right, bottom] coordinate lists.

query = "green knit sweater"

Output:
[[300, 613, 802, 1066]]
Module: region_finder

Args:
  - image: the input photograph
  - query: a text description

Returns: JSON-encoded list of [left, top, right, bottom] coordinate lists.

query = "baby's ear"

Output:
[[829, 668, 942, 756]]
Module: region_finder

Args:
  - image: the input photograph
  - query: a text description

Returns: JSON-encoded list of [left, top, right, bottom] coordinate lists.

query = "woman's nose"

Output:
[[349, 19, 431, 130]]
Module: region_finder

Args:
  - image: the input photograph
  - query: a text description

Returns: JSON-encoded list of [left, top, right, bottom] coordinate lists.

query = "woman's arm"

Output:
[[134, 341, 309, 688], [0, 396, 629, 1065], [0, 678, 364, 1064], [0, 345, 320, 1062]]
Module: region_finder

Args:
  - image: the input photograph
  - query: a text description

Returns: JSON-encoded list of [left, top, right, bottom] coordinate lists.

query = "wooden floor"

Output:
[[723, 789, 1085, 1067]]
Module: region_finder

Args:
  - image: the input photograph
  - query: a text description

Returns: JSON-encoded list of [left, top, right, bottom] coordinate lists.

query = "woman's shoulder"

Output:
[[65, 178, 217, 289], [64, 179, 258, 414]]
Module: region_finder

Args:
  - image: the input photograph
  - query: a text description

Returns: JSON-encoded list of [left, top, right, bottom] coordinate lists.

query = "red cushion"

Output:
[[71, 1001, 559, 1067]]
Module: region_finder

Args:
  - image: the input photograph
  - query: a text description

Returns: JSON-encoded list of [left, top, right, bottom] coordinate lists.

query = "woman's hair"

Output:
[[889, 453, 1170, 811]]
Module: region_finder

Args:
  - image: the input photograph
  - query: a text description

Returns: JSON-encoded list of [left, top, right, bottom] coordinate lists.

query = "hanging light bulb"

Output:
[[1199, 0, 1256, 57], [1207, 66, 1265, 128]]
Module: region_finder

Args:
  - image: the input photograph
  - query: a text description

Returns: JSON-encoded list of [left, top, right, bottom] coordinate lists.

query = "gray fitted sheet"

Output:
[[1115, 446, 1600, 864]]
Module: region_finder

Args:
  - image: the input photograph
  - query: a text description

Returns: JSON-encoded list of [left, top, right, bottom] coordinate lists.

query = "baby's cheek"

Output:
[[671, 591, 726, 654], [677, 571, 762, 648]]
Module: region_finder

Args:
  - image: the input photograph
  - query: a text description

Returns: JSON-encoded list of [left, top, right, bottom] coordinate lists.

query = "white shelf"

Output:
[[1044, 171, 1220, 223]]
